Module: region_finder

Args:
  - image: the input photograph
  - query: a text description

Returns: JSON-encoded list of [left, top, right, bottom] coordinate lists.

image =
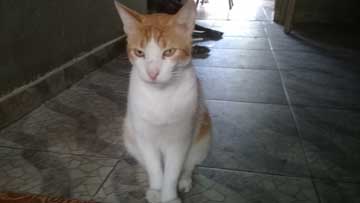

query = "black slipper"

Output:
[[192, 45, 210, 58]]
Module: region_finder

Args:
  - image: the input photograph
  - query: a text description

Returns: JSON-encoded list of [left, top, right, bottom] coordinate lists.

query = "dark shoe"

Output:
[[192, 45, 210, 58]]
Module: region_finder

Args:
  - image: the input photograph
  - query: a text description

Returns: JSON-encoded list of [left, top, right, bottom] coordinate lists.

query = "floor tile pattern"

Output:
[[1, 0, 360, 202]]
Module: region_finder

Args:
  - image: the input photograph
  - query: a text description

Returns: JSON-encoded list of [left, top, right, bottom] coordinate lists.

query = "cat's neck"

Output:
[[132, 64, 196, 92], [128, 63, 199, 125]]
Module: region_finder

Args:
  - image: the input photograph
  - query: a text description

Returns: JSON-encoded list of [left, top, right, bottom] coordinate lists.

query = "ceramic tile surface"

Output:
[[0, 147, 117, 200], [203, 101, 309, 176], [294, 107, 360, 182], [1, 0, 359, 202], [196, 67, 287, 104], [95, 162, 318, 203]]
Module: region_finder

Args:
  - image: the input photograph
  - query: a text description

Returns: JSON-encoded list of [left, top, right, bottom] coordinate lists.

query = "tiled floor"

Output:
[[1, 0, 360, 202]]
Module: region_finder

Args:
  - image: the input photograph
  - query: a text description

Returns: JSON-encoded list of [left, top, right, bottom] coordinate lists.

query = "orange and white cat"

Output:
[[114, 1, 211, 202]]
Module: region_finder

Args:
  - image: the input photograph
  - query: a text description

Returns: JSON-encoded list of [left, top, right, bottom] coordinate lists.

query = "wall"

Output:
[[293, 0, 360, 24], [0, 0, 146, 96], [274, 0, 360, 25]]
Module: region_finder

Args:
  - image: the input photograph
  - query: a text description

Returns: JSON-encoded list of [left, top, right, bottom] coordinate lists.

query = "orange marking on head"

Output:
[[126, 14, 192, 52], [115, 1, 195, 61]]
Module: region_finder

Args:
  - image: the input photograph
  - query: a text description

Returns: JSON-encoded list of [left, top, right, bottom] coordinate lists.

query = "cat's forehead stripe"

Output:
[[138, 26, 167, 49], [127, 14, 191, 52]]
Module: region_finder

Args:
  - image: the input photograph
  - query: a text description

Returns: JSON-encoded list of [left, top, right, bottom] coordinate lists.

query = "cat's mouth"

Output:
[[143, 77, 172, 88], [146, 79, 159, 84], [143, 77, 162, 84]]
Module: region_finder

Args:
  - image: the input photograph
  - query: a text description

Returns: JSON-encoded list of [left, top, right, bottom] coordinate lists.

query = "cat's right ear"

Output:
[[173, 0, 196, 35], [114, 1, 142, 35]]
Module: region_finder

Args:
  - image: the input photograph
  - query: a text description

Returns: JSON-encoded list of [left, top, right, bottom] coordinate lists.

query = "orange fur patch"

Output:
[[126, 13, 192, 62], [196, 112, 211, 143]]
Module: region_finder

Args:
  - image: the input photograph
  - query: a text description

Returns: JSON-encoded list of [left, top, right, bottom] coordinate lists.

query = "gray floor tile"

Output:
[[203, 100, 309, 176], [95, 160, 318, 203], [193, 49, 277, 69], [274, 51, 331, 70], [315, 180, 360, 203], [0, 147, 117, 200], [282, 69, 360, 108], [273, 51, 360, 73], [196, 37, 270, 50], [0, 71, 127, 157], [220, 26, 267, 37], [263, 23, 288, 35], [269, 36, 315, 52], [94, 157, 148, 203], [196, 4, 267, 21], [294, 107, 360, 182], [188, 168, 318, 203], [196, 67, 287, 104], [264, 23, 287, 38], [265, 24, 316, 51], [228, 7, 268, 21], [211, 20, 265, 29], [195, 20, 216, 28], [263, 7, 274, 21]]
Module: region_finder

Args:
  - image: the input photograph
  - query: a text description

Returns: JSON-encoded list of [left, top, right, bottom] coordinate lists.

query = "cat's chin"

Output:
[[145, 80, 167, 86], [145, 80, 160, 84], [142, 78, 173, 88]]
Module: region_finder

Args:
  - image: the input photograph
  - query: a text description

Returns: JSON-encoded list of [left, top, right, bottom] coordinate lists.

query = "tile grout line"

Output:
[[261, 5, 271, 21], [207, 97, 360, 112], [196, 36, 270, 39], [194, 47, 272, 51], [267, 36, 323, 203], [2, 144, 358, 187], [198, 165, 360, 185], [205, 98, 288, 106], [194, 36, 348, 53], [198, 165, 311, 179], [265, 27, 343, 54], [0, 145, 123, 159], [194, 65, 279, 70], [197, 18, 266, 22], [92, 159, 121, 199]]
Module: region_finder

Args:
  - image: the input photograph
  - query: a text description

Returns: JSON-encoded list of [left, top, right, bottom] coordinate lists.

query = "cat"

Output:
[[114, 1, 211, 203]]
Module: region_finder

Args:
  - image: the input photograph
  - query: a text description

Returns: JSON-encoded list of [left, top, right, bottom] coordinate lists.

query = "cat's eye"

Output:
[[163, 48, 176, 58], [134, 49, 145, 57]]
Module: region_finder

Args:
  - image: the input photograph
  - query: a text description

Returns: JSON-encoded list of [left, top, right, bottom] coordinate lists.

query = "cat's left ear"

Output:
[[174, 0, 196, 35], [114, 1, 142, 35]]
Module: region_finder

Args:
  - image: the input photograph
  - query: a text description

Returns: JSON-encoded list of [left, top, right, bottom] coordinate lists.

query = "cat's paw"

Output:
[[146, 189, 161, 203], [163, 198, 181, 203], [178, 177, 192, 193]]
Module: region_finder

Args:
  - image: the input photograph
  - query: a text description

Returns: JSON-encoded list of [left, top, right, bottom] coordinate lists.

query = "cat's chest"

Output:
[[129, 81, 197, 125]]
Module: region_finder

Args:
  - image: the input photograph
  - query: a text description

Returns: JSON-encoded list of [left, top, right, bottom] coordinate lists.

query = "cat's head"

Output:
[[114, 0, 196, 84]]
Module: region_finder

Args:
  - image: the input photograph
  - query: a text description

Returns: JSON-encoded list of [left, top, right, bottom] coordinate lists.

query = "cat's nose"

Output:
[[147, 70, 159, 81]]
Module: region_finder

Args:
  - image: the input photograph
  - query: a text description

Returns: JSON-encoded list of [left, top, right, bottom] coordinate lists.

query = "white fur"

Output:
[[122, 39, 210, 203]]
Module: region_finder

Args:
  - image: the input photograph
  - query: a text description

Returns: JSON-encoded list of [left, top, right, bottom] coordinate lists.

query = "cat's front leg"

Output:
[[139, 140, 163, 203], [161, 139, 191, 203]]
